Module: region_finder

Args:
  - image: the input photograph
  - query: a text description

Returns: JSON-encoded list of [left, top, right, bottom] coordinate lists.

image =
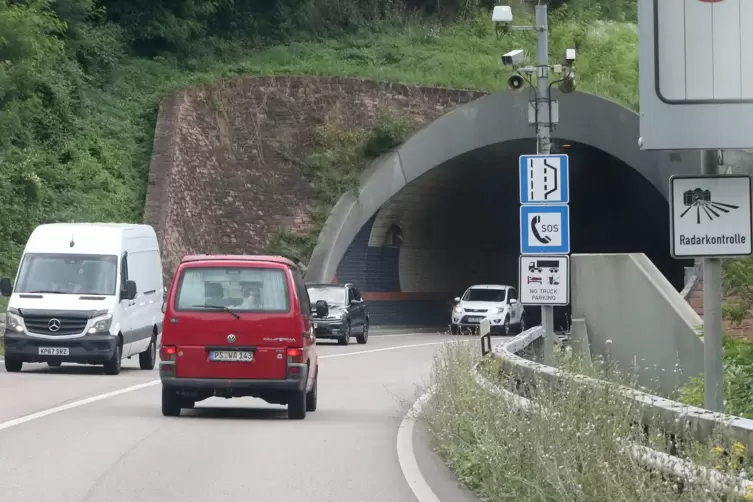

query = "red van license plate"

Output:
[[210, 351, 254, 362]]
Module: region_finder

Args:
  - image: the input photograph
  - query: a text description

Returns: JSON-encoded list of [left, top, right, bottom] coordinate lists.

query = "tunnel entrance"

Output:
[[332, 138, 692, 327]]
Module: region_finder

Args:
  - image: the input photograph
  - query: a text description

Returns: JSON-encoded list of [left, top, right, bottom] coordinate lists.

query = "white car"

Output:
[[450, 284, 525, 335]]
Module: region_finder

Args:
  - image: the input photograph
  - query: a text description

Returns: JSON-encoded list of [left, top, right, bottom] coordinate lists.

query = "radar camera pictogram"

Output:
[[680, 188, 739, 224]]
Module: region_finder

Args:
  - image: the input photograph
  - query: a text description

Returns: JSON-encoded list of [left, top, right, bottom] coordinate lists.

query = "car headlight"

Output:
[[493, 307, 505, 314], [329, 310, 345, 320], [6, 311, 24, 332], [453, 306, 462, 314], [87, 314, 113, 334]]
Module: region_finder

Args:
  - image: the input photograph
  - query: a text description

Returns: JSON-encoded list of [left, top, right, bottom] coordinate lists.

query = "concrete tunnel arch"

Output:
[[304, 89, 701, 325]]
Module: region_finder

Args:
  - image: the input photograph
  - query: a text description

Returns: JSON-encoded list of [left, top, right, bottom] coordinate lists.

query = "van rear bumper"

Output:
[[3, 332, 117, 363], [160, 363, 308, 393]]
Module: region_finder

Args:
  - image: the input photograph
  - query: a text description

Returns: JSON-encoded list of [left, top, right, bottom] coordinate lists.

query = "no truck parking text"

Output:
[[529, 288, 558, 301], [679, 233, 747, 246]]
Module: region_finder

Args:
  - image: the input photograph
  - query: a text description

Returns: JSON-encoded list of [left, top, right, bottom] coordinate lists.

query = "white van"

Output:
[[0, 223, 164, 375]]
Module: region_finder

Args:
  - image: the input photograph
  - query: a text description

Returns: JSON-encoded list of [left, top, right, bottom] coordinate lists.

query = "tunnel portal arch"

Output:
[[304, 90, 701, 325]]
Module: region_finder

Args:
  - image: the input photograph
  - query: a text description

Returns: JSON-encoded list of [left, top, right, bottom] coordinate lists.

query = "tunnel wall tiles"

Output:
[[334, 216, 450, 325]]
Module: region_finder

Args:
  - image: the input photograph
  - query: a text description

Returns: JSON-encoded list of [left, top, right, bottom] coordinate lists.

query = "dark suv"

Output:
[[306, 283, 368, 345]]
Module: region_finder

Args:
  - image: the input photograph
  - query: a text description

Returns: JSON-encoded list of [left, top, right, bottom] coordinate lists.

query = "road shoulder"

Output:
[[412, 418, 482, 502]]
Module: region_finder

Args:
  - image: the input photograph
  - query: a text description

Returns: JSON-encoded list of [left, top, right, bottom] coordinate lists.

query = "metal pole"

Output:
[[535, 4, 554, 366], [702, 149, 724, 412]]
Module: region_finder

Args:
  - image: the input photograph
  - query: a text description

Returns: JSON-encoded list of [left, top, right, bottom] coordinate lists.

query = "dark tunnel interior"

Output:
[[342, 138, 693, 328]]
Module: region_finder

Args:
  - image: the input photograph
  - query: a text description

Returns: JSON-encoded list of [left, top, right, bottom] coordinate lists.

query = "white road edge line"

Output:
[[0, 340, 449, 431], [397, 385, 441, 502]]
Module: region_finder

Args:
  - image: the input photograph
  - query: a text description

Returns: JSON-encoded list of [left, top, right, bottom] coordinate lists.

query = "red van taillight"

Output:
[[160, 345, 177, 361], [286, 347, 303, 364]]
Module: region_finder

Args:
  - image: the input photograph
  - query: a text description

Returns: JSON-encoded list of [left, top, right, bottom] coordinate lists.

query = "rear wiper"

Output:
[[192, 304, 240, 320]]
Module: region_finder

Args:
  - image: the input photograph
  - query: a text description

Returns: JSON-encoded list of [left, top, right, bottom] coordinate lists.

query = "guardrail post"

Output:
[[542, 308, 555, 366]]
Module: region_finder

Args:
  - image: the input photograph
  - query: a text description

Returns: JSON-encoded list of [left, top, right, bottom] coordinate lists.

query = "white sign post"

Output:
[[519, 255, 569, 306], [638, 0, 753, 150], [670, 174, 753, 258]]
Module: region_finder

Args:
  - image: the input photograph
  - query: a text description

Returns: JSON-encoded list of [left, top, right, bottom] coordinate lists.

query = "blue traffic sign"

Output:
[[520, 205, 570, 254], [519, 154, 569, 204]]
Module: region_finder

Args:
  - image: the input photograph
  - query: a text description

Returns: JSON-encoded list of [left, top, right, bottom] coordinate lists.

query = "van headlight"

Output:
[[493, 307, 505, 314], [6, 311, 24, 332], [88, 314, 113, 335], [453, 305, 463, 314]]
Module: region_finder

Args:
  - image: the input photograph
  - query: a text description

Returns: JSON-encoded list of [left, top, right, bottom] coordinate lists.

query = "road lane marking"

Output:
[[0, 340, 450, 431], [321, 341, 447, 359], [0, 381, 160, 432], [397, 385, 441, 502]]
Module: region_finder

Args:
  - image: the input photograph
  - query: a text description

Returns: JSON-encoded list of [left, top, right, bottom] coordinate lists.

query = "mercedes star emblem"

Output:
[[227, 334, 236, 344], [48, 318, 61, 332]]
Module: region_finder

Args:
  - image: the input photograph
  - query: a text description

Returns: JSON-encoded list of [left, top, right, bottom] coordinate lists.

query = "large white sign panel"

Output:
[[519, 255, 569, 306], [670, 174, 753, 258], [639, 0, 753, 150]]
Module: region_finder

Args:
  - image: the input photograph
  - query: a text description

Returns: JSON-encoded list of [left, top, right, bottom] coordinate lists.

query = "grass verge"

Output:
[[424, 342, 752, 501]]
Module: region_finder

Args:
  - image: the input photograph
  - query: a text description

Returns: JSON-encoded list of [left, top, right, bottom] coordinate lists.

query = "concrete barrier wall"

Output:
[[571, 253, 704, 395]]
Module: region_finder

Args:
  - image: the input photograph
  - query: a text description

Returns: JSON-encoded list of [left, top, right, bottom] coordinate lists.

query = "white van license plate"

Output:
[[210, 351, 253, 362], [38, 347, 69, 356]]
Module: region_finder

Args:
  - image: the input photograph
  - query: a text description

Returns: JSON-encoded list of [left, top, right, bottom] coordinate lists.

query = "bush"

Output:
[[678, 336, 753, 419], [424, 342, 749, 501], [267, 108, 419, 261]]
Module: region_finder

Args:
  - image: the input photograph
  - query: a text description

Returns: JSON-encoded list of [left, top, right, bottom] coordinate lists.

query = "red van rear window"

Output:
[[174, 267, 290, 312]]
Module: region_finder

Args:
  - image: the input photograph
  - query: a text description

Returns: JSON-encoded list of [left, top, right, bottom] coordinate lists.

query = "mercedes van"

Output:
[[1, 223, 164, 374], [159, 255, 319, 419]]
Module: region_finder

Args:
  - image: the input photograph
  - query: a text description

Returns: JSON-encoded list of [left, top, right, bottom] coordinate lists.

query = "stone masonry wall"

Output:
[[144, 76, 484, 284]]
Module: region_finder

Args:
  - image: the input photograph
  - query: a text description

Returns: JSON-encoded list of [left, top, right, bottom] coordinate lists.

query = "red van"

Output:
[[159, 255, 319, 420]]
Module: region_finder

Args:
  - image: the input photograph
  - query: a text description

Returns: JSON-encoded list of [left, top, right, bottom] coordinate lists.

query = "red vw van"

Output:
[[159, 255, 318, 420]]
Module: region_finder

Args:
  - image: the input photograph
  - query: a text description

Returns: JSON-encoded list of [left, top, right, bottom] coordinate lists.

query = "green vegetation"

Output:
[[427, 342, 751, 502], [679, 336, 753, 418], [268, 108, 419, 260], [0, 0, 640, 285]]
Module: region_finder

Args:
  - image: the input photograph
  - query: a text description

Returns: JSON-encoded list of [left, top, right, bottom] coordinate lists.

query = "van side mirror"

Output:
[[121, 280, 137, 301], [509, 298, 518, 304], [453, 297, 460, 303], [161, 301, 166, 313], [315, 300, 329, 318], [0, 278, 11, 297]]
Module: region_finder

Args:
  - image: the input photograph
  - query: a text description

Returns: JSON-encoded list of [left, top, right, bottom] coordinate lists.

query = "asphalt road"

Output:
[[0, 332, 468, 502]]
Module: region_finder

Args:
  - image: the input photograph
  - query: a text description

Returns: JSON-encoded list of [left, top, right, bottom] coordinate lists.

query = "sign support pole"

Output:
[[534, 5, 554, 366], [701, 149, 724, 412]]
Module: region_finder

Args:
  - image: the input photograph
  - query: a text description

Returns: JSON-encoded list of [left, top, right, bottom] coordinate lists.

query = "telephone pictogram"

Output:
[[530, 215, 551, 244]]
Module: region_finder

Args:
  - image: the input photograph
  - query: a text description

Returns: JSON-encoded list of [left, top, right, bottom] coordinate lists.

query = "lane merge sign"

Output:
[[519, 154, 570, 204]]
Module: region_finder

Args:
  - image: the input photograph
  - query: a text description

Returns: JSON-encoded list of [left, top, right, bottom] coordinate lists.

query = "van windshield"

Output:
[[15, 253, 118, 296], [175, 267, 290, 312]]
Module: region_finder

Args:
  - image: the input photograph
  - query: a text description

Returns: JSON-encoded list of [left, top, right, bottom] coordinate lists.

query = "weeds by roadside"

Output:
[[423, 342, 750, 501]]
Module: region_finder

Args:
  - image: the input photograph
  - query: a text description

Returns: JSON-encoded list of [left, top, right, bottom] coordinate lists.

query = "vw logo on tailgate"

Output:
[[48, 318, 61, 332], [226, 334, 236, 344]]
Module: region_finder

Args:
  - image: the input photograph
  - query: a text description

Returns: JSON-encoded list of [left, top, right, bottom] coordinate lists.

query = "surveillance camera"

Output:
[[501, 49, 525, 66], [492, 5, 513, 23], [563, 48, 576, 65], [507, 74, 525, 91]]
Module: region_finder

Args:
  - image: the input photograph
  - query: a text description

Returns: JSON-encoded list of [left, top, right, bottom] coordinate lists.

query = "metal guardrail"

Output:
[[486, 325, 753, 451], [478, 324, 753, 496]]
